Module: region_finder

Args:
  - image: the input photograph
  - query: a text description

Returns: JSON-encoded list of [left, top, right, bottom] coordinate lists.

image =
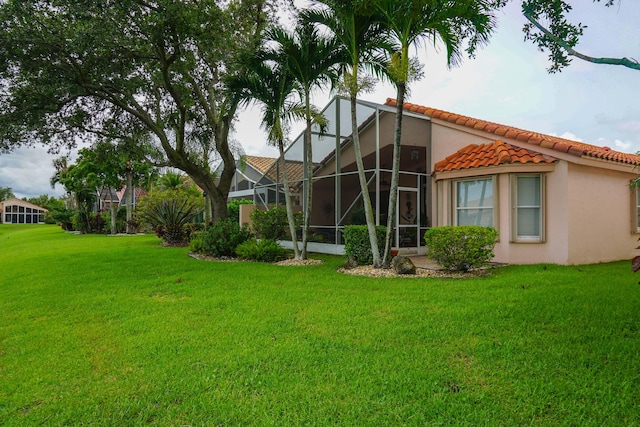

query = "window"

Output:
[[512, 174, 543, 241], [455, 178, 494, 227]]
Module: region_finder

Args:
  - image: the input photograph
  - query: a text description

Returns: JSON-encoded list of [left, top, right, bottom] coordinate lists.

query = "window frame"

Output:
[[632, 185, 640, 233], [453, 176, 497, 228], [511, 173, 545, 243]]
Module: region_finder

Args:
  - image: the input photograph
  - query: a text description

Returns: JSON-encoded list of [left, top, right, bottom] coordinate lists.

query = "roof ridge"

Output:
[[385, 98, 640, 166]]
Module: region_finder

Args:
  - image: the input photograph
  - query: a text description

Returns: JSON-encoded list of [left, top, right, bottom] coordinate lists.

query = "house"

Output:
[[96, 186, 147, 213], [0, 198, 48, 224], [229, 155, 316, 207], [244, 96, 640, 265]]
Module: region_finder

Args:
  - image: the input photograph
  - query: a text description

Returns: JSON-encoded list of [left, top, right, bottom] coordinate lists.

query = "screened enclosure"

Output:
[[253, 96, 432, 253]]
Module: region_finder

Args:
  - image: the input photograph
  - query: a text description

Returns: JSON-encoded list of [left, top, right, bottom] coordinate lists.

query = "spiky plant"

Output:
[[142, 198, 202, 245], [137, 188, 203, 245]]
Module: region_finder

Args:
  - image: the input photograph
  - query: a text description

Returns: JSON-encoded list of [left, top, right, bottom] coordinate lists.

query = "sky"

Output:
[[1, 1, 639, 199]]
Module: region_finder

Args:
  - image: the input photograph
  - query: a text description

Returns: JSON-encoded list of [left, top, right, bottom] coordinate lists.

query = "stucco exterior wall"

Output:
[[430, 121, 495, 170], [491, 162, 570, 265], [565, 162, 637, 264]]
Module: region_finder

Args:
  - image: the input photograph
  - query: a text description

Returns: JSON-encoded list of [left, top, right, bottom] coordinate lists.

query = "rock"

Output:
[[342, 256, 359, 270], [392, 255, 416, 275]]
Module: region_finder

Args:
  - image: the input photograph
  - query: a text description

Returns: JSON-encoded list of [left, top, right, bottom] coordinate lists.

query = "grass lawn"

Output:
[[1, 224, 639, 425]]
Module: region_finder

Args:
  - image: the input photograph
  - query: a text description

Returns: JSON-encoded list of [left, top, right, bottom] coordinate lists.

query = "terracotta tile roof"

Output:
[[244, 155, 276, 175], [267, 160, 306, 184], [245, 155, 313, 186], [386, 98, 640, 166], [434, 141, 557, 172]]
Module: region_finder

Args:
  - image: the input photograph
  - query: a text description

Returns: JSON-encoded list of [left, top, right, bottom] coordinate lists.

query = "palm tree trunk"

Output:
[[382, 82, 406, 268], [108, 186, 116, 235], [278, 140, 302, 259], [350, 95, 381, 267], [125, 167, 133, 233], [301, 94, 313, 259]]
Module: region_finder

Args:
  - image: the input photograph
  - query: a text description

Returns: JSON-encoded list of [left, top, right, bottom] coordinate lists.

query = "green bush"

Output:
[[424, 226, 499, 272], [202, 218, 253, 257], [343, 225, 386, 265], [184, 222, 205, 242], [50, 207, 75, 231], [250, 205, 301, 240], [189, 236, 205, 253], [236, 238, 286, 262]]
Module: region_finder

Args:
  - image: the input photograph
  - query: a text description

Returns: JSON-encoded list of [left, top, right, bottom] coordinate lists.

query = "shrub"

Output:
[[236, 238, 286, 262], [343, 225, 386, 265], [202, 218, 253, 257], [137, 188, 203, 245], [424, 226, 499, 272], [250, 205, 301, 240], [50, 207, 75, 231], [184, 222, 205, 242], [126, 219, 140, 234], [189, 234, 205, 253]]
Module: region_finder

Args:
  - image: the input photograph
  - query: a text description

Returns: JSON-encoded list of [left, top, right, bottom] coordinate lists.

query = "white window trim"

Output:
[[453, 176, 497, 228], [511, 173, 545, 243]]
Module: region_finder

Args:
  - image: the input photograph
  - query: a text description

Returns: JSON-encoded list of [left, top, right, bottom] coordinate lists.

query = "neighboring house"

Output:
[[247, 96, 640, 265], [96, 186, 147, 212], [98, 187, 121, 211], [228, 155, 312, 208], [115, 186, 147, 209], [227, 155, 278, 202], [0, 198, 48, 224]]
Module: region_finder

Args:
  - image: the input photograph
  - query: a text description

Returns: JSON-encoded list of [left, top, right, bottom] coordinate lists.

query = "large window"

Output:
[[512, 174, 543, 241], [455, 178, 494, 227]]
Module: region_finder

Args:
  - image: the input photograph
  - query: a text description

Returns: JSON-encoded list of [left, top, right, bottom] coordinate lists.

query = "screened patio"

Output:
[[253, 96, 432, 254]]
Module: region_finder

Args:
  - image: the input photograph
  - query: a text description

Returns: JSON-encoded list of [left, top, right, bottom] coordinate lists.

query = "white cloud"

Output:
[[594, 137, 640, 154], [0, 146, 65, 199]]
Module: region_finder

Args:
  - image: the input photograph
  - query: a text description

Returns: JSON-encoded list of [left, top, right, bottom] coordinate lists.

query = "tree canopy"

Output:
[[0, 187, 15, 201], [0, 0, 282, 221]]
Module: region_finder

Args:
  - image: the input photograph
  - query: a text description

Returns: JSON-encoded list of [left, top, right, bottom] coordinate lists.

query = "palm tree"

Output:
[[158, 171, 186, 191], [230, 44, 304, 259], [304, 0, 388, 267], [268, 21, 342, 259], [375, 0, 498, 267]]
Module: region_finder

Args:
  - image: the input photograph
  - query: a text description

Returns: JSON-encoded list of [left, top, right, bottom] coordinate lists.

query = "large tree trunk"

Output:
[[278, 140, 301, 259], [158, 137, 235, 224], [350, 95, 381, 267], [301, 94, 313, 259], [382, 82, 406, 268]]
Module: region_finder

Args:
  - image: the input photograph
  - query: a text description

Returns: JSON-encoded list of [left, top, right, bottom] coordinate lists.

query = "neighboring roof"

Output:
[[245, 155, 317, 185], [386, 98, 640, 166], [0, 198, 49, 212], [244, 155, 277, 175], [116, 186, 147, 203], [266, 159, 306, 184], [434, 141, 557, 173]]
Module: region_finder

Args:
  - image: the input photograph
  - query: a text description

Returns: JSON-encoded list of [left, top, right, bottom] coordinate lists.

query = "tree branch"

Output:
[[523, 11, 640, 71]]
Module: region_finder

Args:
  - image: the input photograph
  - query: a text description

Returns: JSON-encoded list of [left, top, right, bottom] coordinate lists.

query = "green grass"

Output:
[[1, 224, 640, 425]]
